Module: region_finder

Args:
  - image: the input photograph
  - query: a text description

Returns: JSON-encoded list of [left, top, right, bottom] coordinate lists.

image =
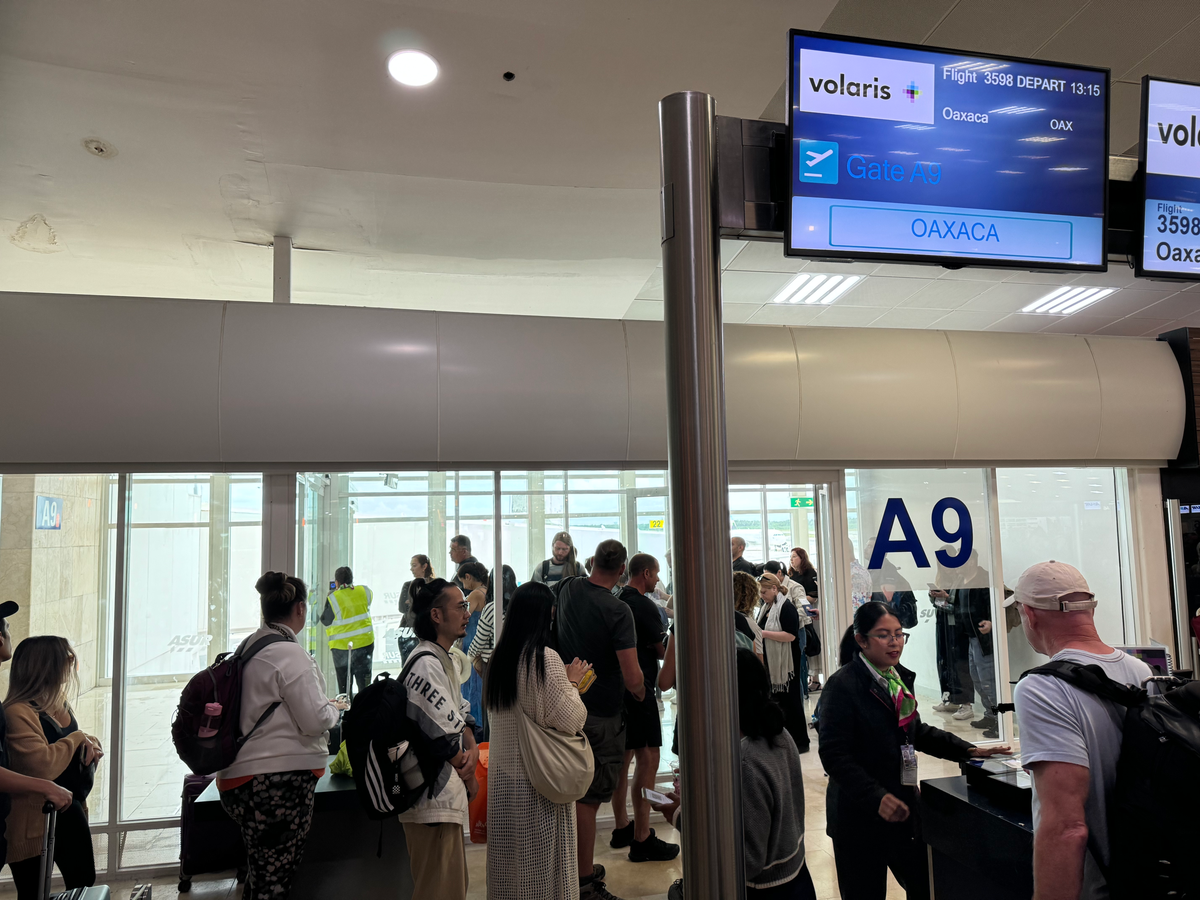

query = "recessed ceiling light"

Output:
[[388, 50, 439, 87], [770, 273, 861, 305], [1021, 286, 1115, 315]]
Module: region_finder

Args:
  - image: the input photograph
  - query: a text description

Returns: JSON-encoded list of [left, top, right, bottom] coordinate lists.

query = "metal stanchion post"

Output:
[[658, 90, 744, 900]]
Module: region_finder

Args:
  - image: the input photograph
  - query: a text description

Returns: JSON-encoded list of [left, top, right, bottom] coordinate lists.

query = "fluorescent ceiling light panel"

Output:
[[788, 274, 828, 304], [1022, 286, 1115, 315], [805, 275, 844, 304], [821, 275, 861, 304], [770, 273, 862, 306], [771, 273, 810, 304]]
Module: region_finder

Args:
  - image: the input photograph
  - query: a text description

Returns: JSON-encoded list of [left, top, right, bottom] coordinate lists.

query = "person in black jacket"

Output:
[[818, 601, 1009, 900]]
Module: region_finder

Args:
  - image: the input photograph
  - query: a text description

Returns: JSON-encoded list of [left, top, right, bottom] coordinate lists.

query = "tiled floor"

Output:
[[32, 681, 998, 898]]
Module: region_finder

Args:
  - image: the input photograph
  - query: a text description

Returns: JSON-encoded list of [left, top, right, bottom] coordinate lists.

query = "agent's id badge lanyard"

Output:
[[901, 739, 918, 787]]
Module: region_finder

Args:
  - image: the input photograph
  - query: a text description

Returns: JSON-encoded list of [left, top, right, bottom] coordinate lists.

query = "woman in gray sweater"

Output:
[[655, 647, 815, 899]]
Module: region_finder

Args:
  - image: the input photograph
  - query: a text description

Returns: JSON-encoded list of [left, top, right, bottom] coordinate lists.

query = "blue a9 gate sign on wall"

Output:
[[867, 497, 973, 570], [35, 496, 63, 531]]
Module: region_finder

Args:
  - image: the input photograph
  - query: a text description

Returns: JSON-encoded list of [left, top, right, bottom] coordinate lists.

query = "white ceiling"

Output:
[[2, 0, 1200, 335], [627, 241, 1200, 336]]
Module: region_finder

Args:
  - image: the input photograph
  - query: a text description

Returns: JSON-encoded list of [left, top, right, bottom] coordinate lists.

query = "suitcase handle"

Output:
[[39, 801, 57, 900]]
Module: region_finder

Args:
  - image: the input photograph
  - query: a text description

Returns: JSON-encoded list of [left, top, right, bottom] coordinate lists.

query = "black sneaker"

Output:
[[982, 724, 999, 739], [610, 822, 634, 848], [580, 873, 623, 900], [971, 716, 996, 730], [629, 828, 681, 862]]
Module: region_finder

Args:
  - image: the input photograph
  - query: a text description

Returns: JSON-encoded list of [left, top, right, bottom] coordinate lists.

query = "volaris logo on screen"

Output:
[[1145, 80, 1200, 179], [799, 48, 935, 124]]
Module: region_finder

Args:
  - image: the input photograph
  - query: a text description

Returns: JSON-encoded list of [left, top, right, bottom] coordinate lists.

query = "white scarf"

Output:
[[763, 598, 795, 693]]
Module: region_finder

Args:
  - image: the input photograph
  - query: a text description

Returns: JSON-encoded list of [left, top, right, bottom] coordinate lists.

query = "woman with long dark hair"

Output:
[[484, 582, 591, 900], [4, 636, 104, 899], [819, 601, 1009, 899]]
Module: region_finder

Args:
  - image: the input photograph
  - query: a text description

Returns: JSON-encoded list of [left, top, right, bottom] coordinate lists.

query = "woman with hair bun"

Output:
[[819, 601, 1009, 900], [216, 572, 346, 900]]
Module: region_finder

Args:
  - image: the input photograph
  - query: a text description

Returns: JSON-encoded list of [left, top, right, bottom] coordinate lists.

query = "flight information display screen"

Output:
[[1138, 76, 1200, 279], [787, 31, 1109, 270]]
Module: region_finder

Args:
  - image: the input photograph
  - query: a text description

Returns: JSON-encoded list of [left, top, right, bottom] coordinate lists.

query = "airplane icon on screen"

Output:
[[798, 140, 838, 184]]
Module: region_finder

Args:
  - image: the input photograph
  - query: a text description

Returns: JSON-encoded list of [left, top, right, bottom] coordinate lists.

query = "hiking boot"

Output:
[[972, 715, 997, 731], [932, 693, 958, 713], [580, 872, 623, 900], [629, 828, 681, 862], [952, 704, 974, 720], [610, 822, 634, 848]]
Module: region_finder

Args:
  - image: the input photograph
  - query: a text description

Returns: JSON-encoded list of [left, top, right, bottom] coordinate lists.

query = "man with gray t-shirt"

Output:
[[1009, 561, 1152, 900]]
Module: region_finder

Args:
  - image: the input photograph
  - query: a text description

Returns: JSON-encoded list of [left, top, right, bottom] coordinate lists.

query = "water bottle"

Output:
[[198, 702, 222, 739]]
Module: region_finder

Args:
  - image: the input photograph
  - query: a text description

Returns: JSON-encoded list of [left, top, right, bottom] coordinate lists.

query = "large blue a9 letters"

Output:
[[867, 497, 973, 570]]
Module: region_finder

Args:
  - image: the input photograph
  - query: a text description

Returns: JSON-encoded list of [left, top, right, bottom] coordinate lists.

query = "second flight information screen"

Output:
[[787, 31, 1108, 269]]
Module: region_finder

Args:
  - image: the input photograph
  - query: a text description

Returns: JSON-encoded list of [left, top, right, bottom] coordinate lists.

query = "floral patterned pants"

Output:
[[220, 770, 318, 900]]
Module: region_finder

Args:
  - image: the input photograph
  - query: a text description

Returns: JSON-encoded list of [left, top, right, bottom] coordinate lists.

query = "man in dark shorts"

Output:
[[556, 540, 646, 900], [610, 554, 676, 862]]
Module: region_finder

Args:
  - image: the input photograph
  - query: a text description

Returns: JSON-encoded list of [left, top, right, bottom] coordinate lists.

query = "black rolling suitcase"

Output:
[[178, 774, 247, 892], [38, 802, 111, 900]]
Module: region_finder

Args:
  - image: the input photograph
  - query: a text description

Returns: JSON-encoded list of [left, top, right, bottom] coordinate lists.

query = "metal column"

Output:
[[659, 91, 744, 900], [273, 236, 292, 304]]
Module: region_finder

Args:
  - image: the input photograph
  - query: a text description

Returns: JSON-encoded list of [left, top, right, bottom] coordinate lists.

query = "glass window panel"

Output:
[[119, 827, 181, 868], [997, 468, 1130, 716], [129, 477, 210, 525], [122, 473, 263, 821], [845, 468, 1001, 744], [568, 472, 621, 491], [0, 475, 116, 824], [297, 471, 493, 692]]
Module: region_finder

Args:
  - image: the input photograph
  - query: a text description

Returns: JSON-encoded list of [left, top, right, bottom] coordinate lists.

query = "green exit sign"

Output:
[[790, 497, 814, 508]]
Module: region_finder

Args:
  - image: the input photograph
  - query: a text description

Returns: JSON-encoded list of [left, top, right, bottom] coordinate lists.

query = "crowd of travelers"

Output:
[[0, 525, 1155, 900]]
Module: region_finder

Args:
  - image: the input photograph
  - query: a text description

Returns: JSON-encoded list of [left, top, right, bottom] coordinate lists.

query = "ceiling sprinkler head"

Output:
[[82, 138, 117, 159]]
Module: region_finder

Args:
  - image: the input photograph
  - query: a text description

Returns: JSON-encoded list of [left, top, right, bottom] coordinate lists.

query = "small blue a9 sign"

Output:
[[866, 497, 973, 570]]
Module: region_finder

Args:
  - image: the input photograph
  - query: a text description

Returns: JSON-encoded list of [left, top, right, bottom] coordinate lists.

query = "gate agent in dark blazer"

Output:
[[818, 601, 1010, 900]]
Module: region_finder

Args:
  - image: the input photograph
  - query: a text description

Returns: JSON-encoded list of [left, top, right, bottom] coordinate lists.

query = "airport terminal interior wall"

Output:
[[0, 474, 105, 694], [0, 292, 1186, 469]]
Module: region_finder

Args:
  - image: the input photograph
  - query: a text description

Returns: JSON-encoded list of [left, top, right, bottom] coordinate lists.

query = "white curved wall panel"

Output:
[[791, 327, 958, 461], [436, 312, 629, 463], [0, 293, 223, 464], [0, 293, 1185, 468], [1086, 336, 1186, 461], [219, 304, 439, 464], [623, 321, 669, 462], [724, 326, 800, 461], [949, 332, 1102, 461]]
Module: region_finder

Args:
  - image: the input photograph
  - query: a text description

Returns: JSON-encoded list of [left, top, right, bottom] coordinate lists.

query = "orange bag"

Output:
[[469, 743, 489, 844]]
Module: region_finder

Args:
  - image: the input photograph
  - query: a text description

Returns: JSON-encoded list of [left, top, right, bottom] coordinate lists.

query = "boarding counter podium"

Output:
[[920, 774, 1033, 900], [194, 760, 416, 898]]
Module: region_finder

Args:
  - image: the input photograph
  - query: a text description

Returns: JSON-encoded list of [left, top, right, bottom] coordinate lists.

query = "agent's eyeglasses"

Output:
[[442, 602, 470, 614], [866, 632, 910, 645]]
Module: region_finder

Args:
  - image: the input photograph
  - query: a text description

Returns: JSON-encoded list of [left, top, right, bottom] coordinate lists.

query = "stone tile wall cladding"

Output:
[[0, 475, 106, 695]]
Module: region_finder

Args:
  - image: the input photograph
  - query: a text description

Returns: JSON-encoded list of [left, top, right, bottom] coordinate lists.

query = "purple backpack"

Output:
[[171, 633, 290, 776]]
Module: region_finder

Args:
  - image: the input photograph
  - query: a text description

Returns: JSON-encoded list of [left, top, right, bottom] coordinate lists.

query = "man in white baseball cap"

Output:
[[1008, 561, 1152, 900]]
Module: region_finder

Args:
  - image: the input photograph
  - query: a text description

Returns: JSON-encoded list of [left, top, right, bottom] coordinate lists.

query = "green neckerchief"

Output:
[[865, 658, 918, 727]]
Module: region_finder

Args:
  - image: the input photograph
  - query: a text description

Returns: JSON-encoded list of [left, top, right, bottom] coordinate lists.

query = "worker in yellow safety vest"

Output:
[[320, 565, 375, 696]]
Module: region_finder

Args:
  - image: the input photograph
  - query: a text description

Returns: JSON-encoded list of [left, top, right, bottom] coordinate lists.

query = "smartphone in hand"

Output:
[[642, 787, 671, 805]]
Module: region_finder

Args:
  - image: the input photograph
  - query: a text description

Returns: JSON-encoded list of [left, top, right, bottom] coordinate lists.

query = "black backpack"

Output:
[[1018, 660, 1200, 900], [342, 651, 447, 820]]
